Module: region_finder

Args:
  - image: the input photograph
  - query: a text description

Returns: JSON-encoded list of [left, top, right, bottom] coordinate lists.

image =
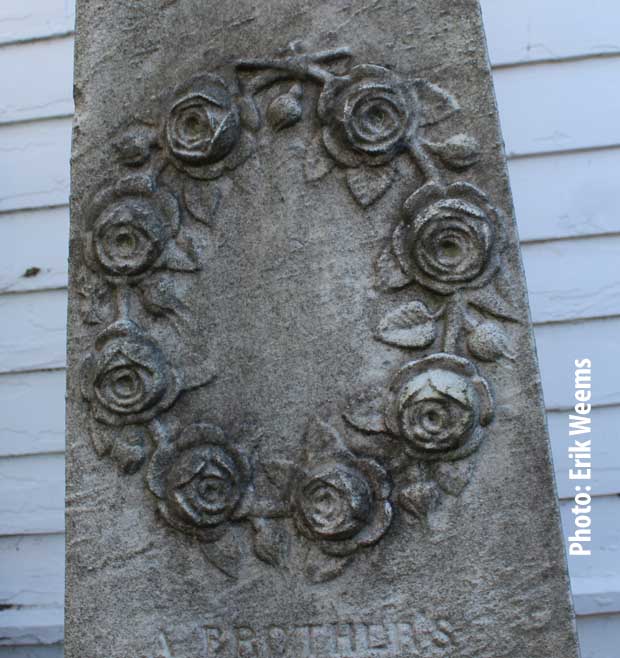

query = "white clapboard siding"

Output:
[[0, 370, 66, 458], [0, 207, 69, 294], [0, 644, 63, 658], [0, 454, 64, 535], [0, 291, 67, 374], [0, 534, 65, 606], [494, 56, 620, 157], [0, 0, 74, 46], [0, 607, 63, 648], [0, 37, 73, 125], [0, 119, 71, 213], [481, 0, 620, 66], [509, 147, 620, 243], [535, 318, 620, 410], [562, 496, 620, 617], [0, 648, 63, 658], [549, 405, 620, 500], [522, 235, 620, 324], [577, 614, 620, 658]]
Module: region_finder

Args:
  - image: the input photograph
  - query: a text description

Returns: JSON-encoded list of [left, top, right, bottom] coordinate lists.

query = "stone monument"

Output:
[[66, 1, 581, 657]]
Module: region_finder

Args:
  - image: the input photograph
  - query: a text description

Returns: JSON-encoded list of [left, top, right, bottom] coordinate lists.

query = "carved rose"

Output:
[[84, 175, 182, 281], [80, 320, 182, 426], [317, 65, 456, 168], [385, 353, 494, 460], [392, 183, 506, 294], [163, 74, 256, 180], [147, 424, 251, 541], [291, 419, 392, 557]]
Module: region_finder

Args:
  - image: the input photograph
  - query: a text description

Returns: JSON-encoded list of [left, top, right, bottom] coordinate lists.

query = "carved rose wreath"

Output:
[[79, 43, 511, 582]]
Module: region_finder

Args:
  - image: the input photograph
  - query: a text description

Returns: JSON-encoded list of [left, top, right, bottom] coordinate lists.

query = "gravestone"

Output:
[[65, 1, 582, 657]]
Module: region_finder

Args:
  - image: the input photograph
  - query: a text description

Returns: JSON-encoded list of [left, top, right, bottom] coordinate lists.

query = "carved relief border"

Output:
[[78, 43, 519, 582]]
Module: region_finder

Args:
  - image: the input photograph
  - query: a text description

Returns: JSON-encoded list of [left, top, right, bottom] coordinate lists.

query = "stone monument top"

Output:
[[65, 2, 581, 657]]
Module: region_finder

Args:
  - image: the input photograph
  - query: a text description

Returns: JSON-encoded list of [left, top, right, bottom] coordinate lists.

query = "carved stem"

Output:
[[442, 292, 466, 353], [248, 500, 290, 519], [407, 138, 444, 185], [236, 48, 351, 88], [147, 418, 173, 447], [114, 285, 132, 320]]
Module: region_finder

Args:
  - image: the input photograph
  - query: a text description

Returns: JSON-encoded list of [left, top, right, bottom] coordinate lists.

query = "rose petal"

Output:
[[321, 126, 363, 168], [356, 501, 393, 546], [413, 80, 459, 126]]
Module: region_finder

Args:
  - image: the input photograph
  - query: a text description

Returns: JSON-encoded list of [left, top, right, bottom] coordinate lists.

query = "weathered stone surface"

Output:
[[66, 1, 581, 657]]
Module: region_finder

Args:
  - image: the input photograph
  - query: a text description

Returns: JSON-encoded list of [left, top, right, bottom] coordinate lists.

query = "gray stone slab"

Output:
[[66, 1, 581, 657]]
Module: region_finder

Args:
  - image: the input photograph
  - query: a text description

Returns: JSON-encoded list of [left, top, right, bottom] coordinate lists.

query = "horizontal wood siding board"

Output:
[[0, 0, 74, 46], [0, 119, 71, 213], [481, 0, 620, 66], [0, 534, 64, 607], [0, 37, 73, 124], [509, 147, 620, 243], [0, 607, 63, 647], [0, 207, 69, 294], [493, 56, 620, 157], [535, 317, 620, 409], [0, 291, 68, 374], [0, 647, 63, 658], [0, 370, 66, 458], [0, 454, 64, 535]]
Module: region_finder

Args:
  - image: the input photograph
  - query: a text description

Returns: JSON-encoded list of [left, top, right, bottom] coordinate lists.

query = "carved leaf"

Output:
[[183, 179, 222, 225], [304, 417, 345, 460], [304, 545, 352, 583], [426, 134, 481, 170], [161, 238, 200, 272], [346, 165, 396, 207], [433, 460, 475, 496], [263, 459, 296, 492], [251, 519, 289, 567], [343, 432, 402, 465], [77, 274, 112, 325], [90, 422, 113, 458], [344, 388, 386, 434], [375, 300, 442, 348], [414, 80, 459, 126], [398, 482, 440, 521], [110, 425, 149, 475], [304, 133, 335, 182], [138, 275, 190, 325], [466, 285, 520, 324], [375, 245, 412, 290], [200, 535, 241, 580], [179, 354, 217, 391], [466, 321, 515, 362]]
